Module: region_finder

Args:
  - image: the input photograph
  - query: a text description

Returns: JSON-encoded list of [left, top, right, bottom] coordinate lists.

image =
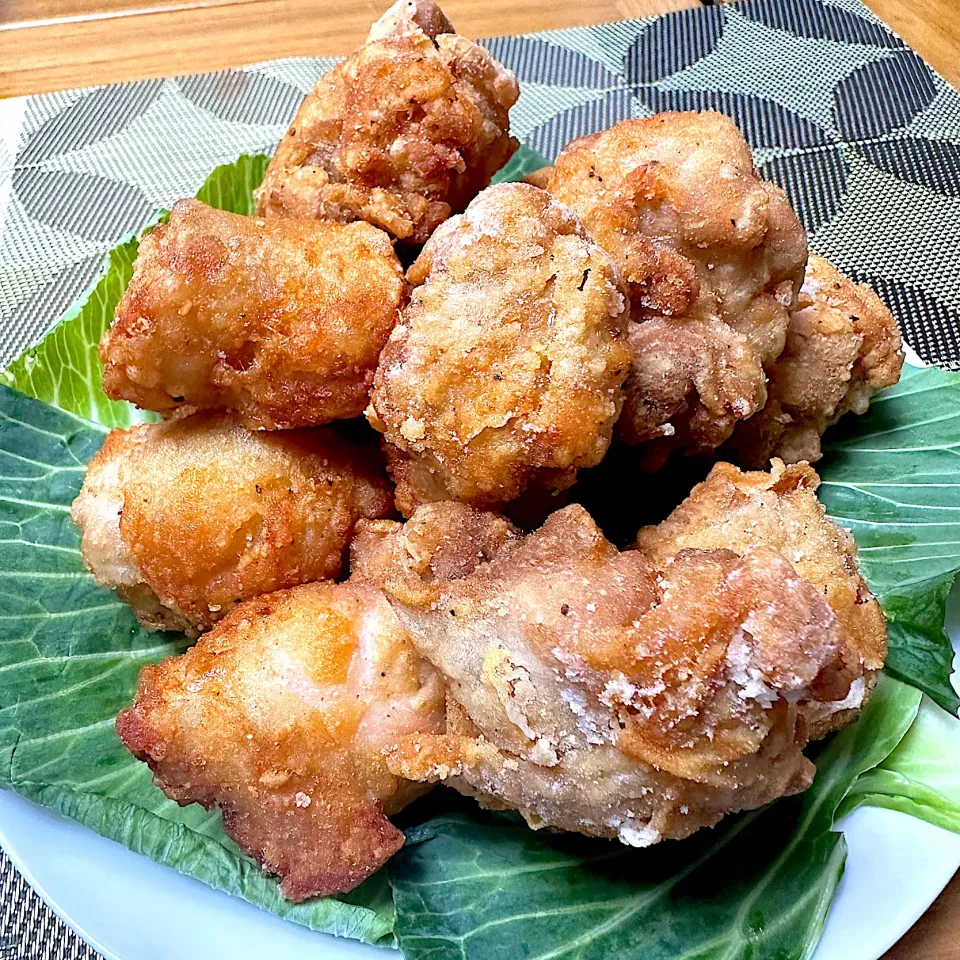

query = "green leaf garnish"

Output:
[[195, 154, 271, 216], [492, 144, 552, 185], [818, 363, 960, 713], [839, 691, 960, 832]]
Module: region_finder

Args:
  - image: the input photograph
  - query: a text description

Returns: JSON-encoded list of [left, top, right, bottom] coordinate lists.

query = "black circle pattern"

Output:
[[624, 5, 725, 84], [833, 51, 938, 140]]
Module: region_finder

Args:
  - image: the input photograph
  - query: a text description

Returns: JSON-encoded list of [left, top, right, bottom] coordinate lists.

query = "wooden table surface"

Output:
[[3, 0, 959, 958], [1, 0, 959, 94]]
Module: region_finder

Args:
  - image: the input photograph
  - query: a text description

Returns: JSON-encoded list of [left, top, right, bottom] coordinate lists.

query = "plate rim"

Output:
[[0, 789, 957, 960], [0, 809, 124, 960], [0, 356, 953, 957]]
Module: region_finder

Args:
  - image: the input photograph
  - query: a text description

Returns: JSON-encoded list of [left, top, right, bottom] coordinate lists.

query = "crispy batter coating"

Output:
[[254, 0, 519, 243], [545, 112, 807, 354], [101, 199, 405, 429], [616, 316, 767, 469], [726, 256, 903, 467], [71, 412, 393, 634], [116, 581, 445, 899], [367, 183, 631, 515], [521, 165, 554, 189], [352, 484, 879, 846], [545, 113, 808, 462], [635, 459, 887, 735]]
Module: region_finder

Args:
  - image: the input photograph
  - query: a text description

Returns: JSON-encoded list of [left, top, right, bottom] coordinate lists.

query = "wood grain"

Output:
[[1, 0, 253, 30], [866, 0, 960, 87], [0, 0, 694, 96], [2, 0, 957, 95], [884, 872, 960, 960], [2, 0, 959, 958]]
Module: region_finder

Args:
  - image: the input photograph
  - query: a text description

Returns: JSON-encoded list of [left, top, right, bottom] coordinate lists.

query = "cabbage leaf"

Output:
[[2, 149, 960, 960]]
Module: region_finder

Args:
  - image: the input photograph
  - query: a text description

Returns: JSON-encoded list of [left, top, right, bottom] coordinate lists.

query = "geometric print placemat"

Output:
[[0, 0, 959, 955], [2, 0, 959, 376], [0, 850, 98, 959]]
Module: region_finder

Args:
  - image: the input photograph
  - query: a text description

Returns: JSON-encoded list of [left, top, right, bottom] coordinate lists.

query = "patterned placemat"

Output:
[[0, 851, 97, 959], [1, 0, 959, 955]]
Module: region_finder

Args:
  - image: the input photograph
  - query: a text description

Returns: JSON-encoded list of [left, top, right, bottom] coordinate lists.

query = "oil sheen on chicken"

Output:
[[72, 412, 393, 634], [117, 580, 445, 899]]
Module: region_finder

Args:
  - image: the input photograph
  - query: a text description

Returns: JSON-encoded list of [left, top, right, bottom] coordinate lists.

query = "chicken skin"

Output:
[[116, 580, 445, 899], [726, 256, 903, 467], [635, 458, 887, 736], [616, 315, 766, 458], [71, 412, 393, 634], [544, 112, 808, 467], [367, 183, 631, 515], [101, 199, 405, 429], [351, 470, 882, 847], [254, 0, 519, 244]]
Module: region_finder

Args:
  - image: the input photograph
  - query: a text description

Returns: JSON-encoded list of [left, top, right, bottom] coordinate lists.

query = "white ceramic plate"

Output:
[[0, 584, 957, 960], [1, 355, 956, 960], [0, 789, 957, 960]]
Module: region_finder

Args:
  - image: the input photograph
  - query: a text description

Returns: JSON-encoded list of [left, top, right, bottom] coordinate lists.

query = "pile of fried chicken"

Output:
[[72, 0, 903, 902]]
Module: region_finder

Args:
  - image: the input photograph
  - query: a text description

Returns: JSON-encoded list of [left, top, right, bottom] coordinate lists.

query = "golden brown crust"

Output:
[[72, 412, 394, 632], [367, 183, 631, 514], [354, 477, 879, 847], [116, 580, 445, 900], [616, 316, 767, 470], [635, 459, 887, 735], [545, 112, 808, 460], [254, 0, 519, 243], [101, 199, 405, 429], [351, 502, 519, 596], [727, 256, 904, 467], [521, 166, 555, 189]]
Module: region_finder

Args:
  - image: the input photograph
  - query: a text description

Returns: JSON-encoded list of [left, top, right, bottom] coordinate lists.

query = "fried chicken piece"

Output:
[[117, 580, 445, 899], [101, 199, 404, 429], [254, 0, 519, 243], [544, 113, 808, 464], [71, 412, 393, 634], [352, 486, 879, 846], [726, 256, 903, 467], [366, 183, 631, 515], [635, 459, 886, 735], [521, 165, 554, 189], [546, 112, 807, 357], [616, 316, 766, 469]]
